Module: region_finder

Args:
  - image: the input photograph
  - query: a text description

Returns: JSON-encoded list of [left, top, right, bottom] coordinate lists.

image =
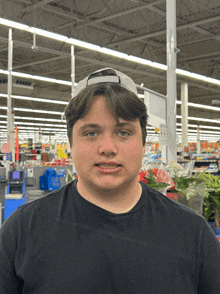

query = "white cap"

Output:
[[72, 68, 138, 98]]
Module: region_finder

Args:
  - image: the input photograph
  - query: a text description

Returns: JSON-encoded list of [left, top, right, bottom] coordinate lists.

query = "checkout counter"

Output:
[[4, 170, 27, 220]]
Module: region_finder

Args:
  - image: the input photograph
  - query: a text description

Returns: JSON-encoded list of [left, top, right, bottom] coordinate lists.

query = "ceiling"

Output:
[[0, 0, 220, 144]]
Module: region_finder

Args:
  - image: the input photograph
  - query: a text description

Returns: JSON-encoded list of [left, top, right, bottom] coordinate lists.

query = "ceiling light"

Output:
[[0, 18, 29, 30], [12, 71, 72, 86], [176, 123, 220, 130], [27, 28, 68, 42], [177, 100, 220, 112], [15, 116, 66, 123], [11, 95, 68, 105], [188, 102, 220, 112], [13, 107, 64, 115], [176, 69, 220, 86], [176, 115, 220, 124], [1, 17, 220, 86], [66, 38, 101, 51]]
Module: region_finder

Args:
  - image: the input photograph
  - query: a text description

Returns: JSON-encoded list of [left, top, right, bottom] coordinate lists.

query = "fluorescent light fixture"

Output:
[[1, 17, 220, 86], [15, 121, 66, 128], [176, 123, 220, 130], [66, 38, 101, 51], [15, 116, 66, 123], [177, 129, 220, 135], [177, 100, 220, 112], [27, 28, 68, 42], [188, 102, 220, 112], [176, 115, 220, 124], [0, 106, 64, 115], [0, 70, 8, 75], [0, 18, 29, 30], [127, 55, 167, 70], [0, 70, 74, 86], [11, 71, 72, 86], [176, 69, 220, 86], [11, 95, 68, 105], [100, 48, 129, 59], [13, 107, 64, 115]]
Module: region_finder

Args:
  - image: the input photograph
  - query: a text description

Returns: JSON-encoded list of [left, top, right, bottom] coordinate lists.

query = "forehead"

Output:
[[73, 95, 141, 132]]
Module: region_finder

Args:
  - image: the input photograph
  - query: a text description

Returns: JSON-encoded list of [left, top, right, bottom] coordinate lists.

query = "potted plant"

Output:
[[197, 172, 220, 233], [165, 162, 206, 215], [142, 168, 173, 195], [168, 175, 206, 215]]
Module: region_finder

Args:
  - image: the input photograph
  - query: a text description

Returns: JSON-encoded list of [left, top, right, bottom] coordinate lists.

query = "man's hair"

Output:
[[65, 83, 148, 147]]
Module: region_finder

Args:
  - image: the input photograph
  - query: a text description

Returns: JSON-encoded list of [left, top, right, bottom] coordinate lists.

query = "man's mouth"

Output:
[[95, 164, 121, 169]]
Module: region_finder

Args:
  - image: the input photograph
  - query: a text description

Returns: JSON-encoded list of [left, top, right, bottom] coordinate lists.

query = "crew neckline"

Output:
[[72, 179, 147, 217]]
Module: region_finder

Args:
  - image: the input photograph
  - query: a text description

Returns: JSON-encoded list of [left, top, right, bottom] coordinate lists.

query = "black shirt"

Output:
[[0, 180, 220, 293]]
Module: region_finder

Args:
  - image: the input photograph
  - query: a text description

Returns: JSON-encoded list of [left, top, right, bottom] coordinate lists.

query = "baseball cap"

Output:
[[72, 68, 138, 98]]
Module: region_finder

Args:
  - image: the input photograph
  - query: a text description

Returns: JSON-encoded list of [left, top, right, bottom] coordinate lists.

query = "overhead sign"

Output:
[[144, 90, 167, 128]]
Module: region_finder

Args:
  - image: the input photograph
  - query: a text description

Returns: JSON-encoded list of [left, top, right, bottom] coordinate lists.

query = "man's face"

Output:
[[71, 95, 146, 194]]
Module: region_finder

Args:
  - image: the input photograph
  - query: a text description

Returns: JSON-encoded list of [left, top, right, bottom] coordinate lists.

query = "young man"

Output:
[[0, 68, 220, 294]]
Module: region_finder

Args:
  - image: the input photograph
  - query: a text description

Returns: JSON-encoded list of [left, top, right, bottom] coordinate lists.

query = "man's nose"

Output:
[[98, 135, 118, 156]]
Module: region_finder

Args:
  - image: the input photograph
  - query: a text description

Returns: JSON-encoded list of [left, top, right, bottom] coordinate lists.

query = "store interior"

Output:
[[0, 0, 220, 233]]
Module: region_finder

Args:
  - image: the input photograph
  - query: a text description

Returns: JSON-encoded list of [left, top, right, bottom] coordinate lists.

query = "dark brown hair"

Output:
[[64, 83, 148, 147]]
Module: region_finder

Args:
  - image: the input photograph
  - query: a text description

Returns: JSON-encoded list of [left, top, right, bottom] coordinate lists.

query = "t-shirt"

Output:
[[0, 180, 220, 294]]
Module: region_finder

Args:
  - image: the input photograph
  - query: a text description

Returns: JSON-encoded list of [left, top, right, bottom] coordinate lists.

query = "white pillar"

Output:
[[166, 0, 177, 164], [39, 128, 42, 143], [181, 83, 188, 151], [7, 28, 13, 160], [71, 45, 75, 99], [197, 126, 201, 153], [11, 111, 15, 162]]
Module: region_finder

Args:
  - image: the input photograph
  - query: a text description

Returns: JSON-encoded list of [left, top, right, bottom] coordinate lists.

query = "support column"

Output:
[[166, 0, 177, 164], [71, 45, 75, 99], [181, 83, 188, 151], [7, 28, 13, 161], [197, 126, 201, 153]]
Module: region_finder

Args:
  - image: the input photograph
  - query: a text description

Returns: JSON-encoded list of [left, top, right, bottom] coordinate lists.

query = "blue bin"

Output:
[[212, 227, 220, 236], [40, 168, 61, 191]]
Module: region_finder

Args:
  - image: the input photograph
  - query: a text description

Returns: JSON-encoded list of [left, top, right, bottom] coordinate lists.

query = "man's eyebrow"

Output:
[[79, 124, 101, 131], [115, 122, 135, 127], [79, 122, 135, 132], [79, 122, 133, 130]]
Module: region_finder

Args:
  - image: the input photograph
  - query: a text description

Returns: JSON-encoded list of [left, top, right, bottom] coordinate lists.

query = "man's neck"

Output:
[[76, 180, 142, 214]]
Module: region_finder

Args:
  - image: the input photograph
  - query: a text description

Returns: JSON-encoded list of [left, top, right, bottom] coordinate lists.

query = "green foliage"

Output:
[[197, 172, 220, 227], [145, 169, 171, 194], [169, 175, 205, 199]]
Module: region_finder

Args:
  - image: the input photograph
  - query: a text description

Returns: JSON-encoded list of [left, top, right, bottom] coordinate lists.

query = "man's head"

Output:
[[65, 68, 148, 147], [65, 68, 148, 194]]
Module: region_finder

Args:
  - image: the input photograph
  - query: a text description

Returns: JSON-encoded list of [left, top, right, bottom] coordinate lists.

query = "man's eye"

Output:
[[85, 131, 98, 137], [119, 131, 130, 137]]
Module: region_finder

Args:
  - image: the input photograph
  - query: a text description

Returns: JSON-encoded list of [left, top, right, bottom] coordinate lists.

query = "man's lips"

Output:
[[95, 164, 121, 169], [94, 162, 122, 173], [96, 161, 121, 165]]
